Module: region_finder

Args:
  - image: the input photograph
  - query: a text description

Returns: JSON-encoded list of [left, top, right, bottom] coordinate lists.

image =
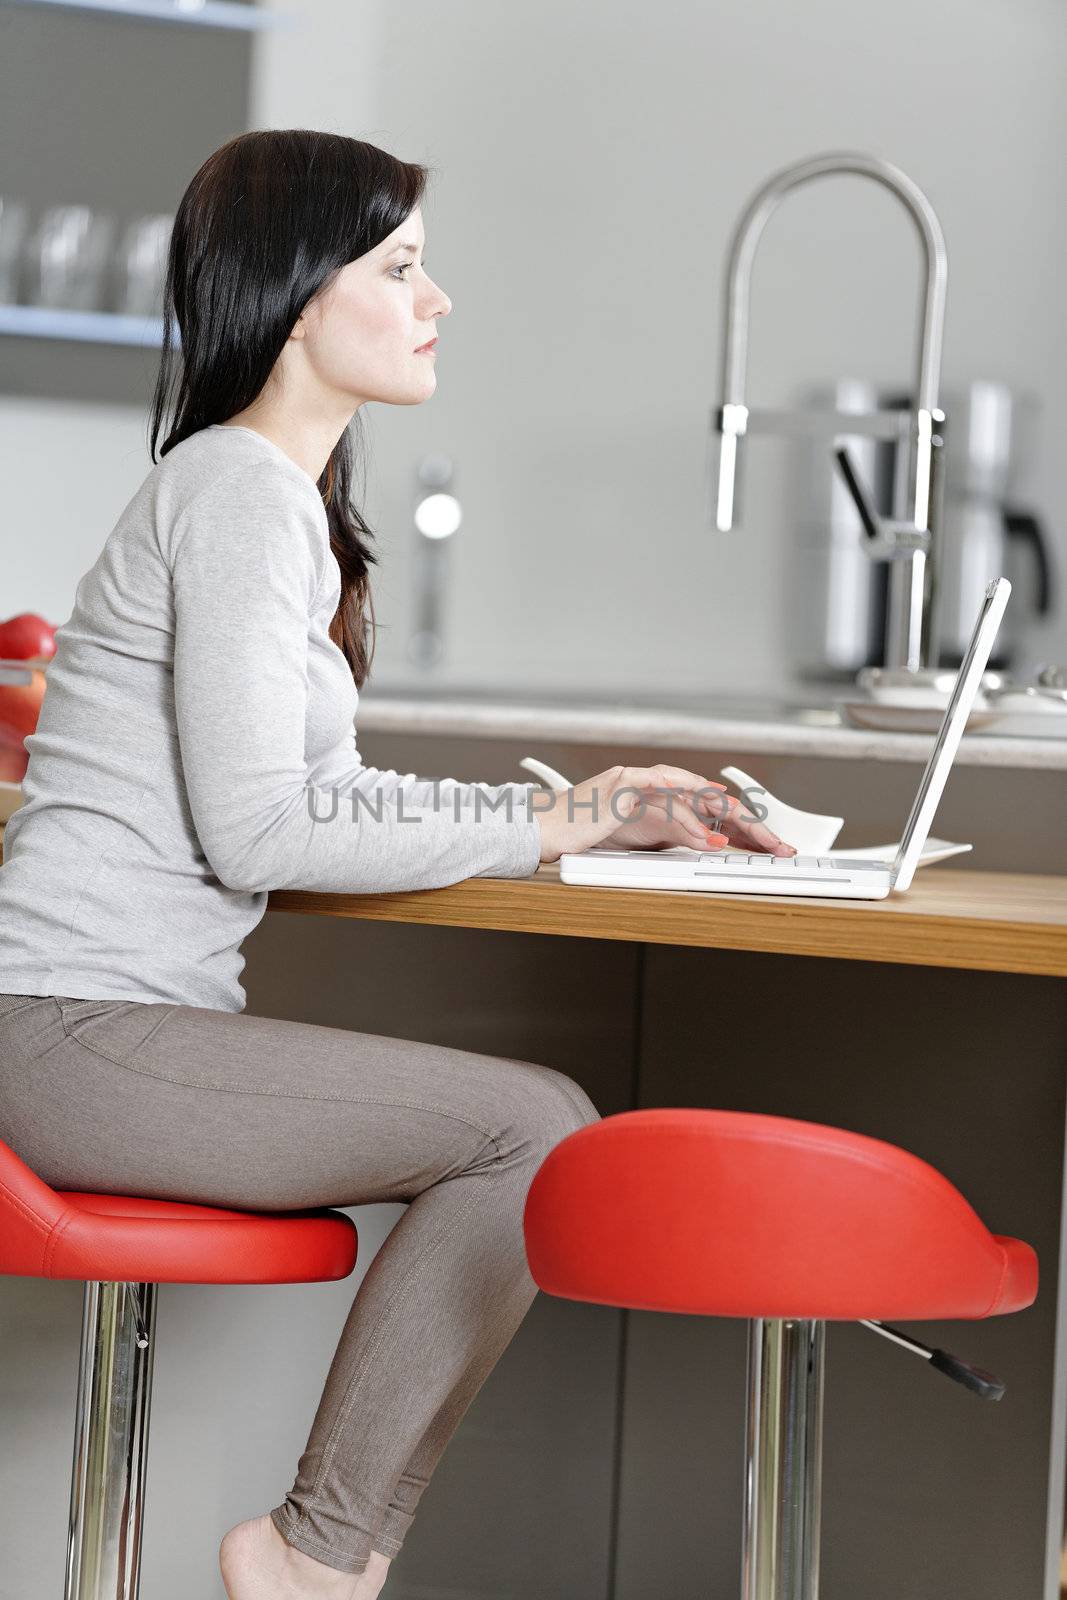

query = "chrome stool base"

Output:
[[65, 1282, 157, 1600], [742, 1318, 826, 1600], [57, 1290, 999, 1598]]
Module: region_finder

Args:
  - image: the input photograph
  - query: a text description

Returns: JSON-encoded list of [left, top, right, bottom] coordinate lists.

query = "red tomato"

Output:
[[0, 732, 29, 784], [0, 667, 46, 740], [0, 613, 57, 663]]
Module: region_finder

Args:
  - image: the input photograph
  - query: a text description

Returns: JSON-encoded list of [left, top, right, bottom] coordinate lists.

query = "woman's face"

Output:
[[293, 206, 452, 408]]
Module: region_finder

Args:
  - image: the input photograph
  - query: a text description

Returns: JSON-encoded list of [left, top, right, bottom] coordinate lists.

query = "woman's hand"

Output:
[[534, 763, 798, 864]]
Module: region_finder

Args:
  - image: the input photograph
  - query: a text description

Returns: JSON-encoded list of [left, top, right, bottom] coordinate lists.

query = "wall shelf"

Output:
[[6, 0, 291, 31], [0, 304, 165, 346]]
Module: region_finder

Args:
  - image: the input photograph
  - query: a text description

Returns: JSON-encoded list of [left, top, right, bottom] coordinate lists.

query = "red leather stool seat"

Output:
[[0, 1139, 357, 1284], [523, 1108, 1038, 1321]]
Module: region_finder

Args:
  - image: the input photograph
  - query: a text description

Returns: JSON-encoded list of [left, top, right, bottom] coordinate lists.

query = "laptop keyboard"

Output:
[[698, 853, 889, 872]]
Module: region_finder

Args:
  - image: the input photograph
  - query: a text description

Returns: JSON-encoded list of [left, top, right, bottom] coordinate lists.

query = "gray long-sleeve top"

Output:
[[0, 425, 542, 1012]]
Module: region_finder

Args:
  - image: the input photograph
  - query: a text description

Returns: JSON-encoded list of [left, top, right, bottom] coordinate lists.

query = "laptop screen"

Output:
[[890, 577, 1011, 891]]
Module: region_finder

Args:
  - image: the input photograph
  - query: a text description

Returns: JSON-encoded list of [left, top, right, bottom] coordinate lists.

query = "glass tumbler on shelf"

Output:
[[115, 212, 173, 318], [27, 204, 115, 312], [0, 197, 29, 305]]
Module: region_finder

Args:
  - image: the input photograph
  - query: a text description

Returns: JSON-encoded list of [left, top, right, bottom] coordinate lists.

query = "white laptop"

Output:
[[559, 577, 1010, 902]]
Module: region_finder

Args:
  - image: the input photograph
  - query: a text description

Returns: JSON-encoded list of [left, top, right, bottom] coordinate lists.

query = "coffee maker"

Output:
[[934, 381, 1052, 668], [789, 379, 1054, 679]]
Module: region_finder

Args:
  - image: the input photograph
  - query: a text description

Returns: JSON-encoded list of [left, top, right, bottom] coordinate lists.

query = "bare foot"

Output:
[[219, 1512, 392, 1600]]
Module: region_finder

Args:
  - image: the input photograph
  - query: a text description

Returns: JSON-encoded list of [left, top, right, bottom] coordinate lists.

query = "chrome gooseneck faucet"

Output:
[[712, 151, 949, 675]]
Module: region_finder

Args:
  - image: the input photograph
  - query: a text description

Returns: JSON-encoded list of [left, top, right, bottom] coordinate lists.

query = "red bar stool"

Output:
[[0, 1137, 358, 1600], [523, 1107, 1038, 1600]]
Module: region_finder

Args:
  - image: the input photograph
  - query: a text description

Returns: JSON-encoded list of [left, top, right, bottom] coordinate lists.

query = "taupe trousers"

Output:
[[0, 991, 600, 1577]]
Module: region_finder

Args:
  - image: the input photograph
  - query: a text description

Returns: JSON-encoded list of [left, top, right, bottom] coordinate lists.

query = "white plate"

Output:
[[831, 837, 972, 867], [840, 702, 1001, 734]]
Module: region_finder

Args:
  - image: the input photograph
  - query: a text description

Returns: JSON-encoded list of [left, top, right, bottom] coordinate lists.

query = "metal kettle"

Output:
[[933, 381, 1054, 670], [789, 379, 1055, 680]]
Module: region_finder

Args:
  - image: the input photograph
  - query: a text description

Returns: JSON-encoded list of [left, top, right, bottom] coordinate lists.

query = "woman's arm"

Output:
[[169, 461, 541, 895], [336, 742, 539, 821]]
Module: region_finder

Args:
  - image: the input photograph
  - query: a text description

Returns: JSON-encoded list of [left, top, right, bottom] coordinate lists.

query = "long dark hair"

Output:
[[149, 128, 429, 689]]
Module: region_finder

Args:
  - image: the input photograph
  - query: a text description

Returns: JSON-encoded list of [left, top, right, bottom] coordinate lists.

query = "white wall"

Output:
[[0, 398, 150, 626], [251, 0, 1067, 693], [4, 0, 1065, 696]]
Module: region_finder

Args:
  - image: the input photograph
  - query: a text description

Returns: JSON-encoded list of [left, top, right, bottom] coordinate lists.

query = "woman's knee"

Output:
[[503, 1060, 601, 1163], [549, 1068, 601, 1134]]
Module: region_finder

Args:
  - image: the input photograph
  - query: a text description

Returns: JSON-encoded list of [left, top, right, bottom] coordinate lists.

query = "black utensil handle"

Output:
[[1004, 508, 1054, 615]]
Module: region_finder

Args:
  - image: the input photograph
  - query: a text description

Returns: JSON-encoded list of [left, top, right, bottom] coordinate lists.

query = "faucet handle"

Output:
[[711, 404, 749, 533], [833, 445, 930, 559]]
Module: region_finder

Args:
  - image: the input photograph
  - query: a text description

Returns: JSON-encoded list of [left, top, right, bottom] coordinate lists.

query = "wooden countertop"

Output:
[[3, 821, 1061, 976], [269, 864, 1067, 979]]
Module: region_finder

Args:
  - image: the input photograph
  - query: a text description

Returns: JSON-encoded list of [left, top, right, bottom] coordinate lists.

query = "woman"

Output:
[[0, 129, 795, 1599]]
